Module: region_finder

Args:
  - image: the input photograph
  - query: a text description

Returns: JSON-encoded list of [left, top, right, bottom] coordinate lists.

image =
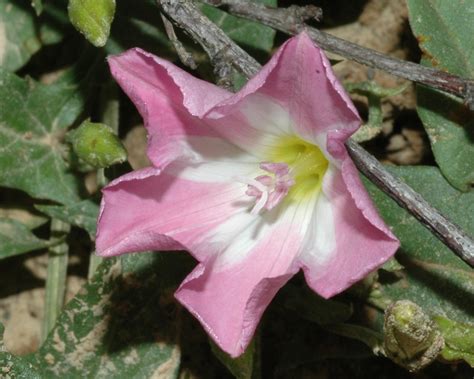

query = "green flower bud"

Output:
[[384, 300, 444, 372], [69, 120, 127, 168], [68, 0, 116, 47]]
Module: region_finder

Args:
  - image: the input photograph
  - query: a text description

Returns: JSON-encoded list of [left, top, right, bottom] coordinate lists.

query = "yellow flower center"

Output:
[[267, 136, 329, 202]]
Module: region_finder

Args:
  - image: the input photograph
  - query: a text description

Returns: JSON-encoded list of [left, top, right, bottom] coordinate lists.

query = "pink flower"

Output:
[[96, 33, 399, 357]]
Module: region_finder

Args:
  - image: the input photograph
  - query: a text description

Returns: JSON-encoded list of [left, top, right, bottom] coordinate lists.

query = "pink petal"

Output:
[[205, 32, 360, 151], [299, 158, 400, 298], [109, 34, 360, 163], [108, 49, 232, 167], [96, 166, 249, 261], [175, 211, 305, 357]]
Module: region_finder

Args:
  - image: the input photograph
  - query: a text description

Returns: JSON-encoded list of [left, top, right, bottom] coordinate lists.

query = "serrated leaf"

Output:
[[0, 69, 87, 204], [407, 0, 474, 191], [24, 252, 193, 378], [365, 166, 474, 324], [68, 0, 116, 47], [200, 0, 276, 53], [36, 199, 99, 238], [434, 316, 474, 366], [0, 218, 50, 260]]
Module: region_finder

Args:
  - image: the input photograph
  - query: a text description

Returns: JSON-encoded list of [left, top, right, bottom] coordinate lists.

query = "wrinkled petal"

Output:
[[175, 203, 312, 356], [204, 32, 360, 154], [100, 32, 400, 359], [299, 159, 399, 298], [96, 165, 256, 260], [109, 33, 360, 164], [108, 49, 234, 167]]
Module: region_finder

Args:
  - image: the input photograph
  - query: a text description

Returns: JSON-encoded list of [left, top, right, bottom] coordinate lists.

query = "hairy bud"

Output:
[[384, 300, 444, 372], [69, 120, 127, 168]]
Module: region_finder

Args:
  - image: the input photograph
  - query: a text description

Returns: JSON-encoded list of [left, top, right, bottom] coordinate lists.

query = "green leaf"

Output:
[[278, 284, 353, 325], [210, 337, 260, 379], [0, 0, 63, 71], [25, 252, 192, 377], [0, 0, 41, 71], [105, 0, 172, 56], [324, 324, 384, 355], [36, 199, 99, 238], [41, 0, 172, 56], [407, 0, 474, 191], [346, 81, 409, 143], [0, 69, 86, 204], [365, 166, 474, 324], [0, 218, 50, 260], [31, 0, 43, 15], [434, 316, 474, 366], [200, 0, 276, 53], [0, 323, 43, 378], [272, 318, 372, 375], [68, 0, 116, 47], [0, 353, 42, 379], [0, 207, 47, 229]]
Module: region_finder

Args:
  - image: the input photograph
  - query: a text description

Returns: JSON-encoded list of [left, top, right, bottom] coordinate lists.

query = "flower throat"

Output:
[[268, 136, 329, 201], [240, 136, 329, 214]]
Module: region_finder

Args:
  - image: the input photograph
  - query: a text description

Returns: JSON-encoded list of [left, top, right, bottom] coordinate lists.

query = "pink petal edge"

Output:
[[175, 217, 302, 357], [96, 167, 246, 261], [300, 157, 400, 298]]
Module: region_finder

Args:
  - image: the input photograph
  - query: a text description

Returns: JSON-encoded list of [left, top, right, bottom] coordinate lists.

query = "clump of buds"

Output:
[[384, 300, 444, 372]]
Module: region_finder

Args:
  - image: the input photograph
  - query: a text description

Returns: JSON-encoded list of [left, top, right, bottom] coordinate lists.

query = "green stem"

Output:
[[88, 252, 103, 279], [97, 167, 107, 188], [42, 219, 70, 341], [87, 81, 120, 279]]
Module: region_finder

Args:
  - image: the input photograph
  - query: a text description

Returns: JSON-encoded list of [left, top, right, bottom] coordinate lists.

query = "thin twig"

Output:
[[201, 0, 474, 110], [159, 0, 260, 78], [160, 12, 198, 70], [346, 140, 474, 266], [87, 81, 122, 279], [157, 0, 474, 266]]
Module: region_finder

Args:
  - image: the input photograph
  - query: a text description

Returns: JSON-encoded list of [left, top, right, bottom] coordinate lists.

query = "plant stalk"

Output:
[[42, 219, 70, 341]]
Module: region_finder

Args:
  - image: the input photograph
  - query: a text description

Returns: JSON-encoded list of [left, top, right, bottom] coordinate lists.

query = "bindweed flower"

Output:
[[96, 33, 400, 357]]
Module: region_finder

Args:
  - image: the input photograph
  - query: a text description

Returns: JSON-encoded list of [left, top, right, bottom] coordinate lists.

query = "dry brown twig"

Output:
[[157, 0, 474, 267], [202, 0, 474, 110], [160, 12, 198, 70]]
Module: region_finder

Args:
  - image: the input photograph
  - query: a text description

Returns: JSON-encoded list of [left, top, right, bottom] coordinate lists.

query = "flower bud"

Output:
[[383, 300, 444, 372], [68, 0, 116, 47], [69, 120, 127, 168]]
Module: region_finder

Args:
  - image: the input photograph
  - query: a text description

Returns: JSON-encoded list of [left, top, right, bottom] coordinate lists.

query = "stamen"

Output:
[[251, 189, 268, 215], [235, 162, 294, 214], [236, 136, 328, 213]]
